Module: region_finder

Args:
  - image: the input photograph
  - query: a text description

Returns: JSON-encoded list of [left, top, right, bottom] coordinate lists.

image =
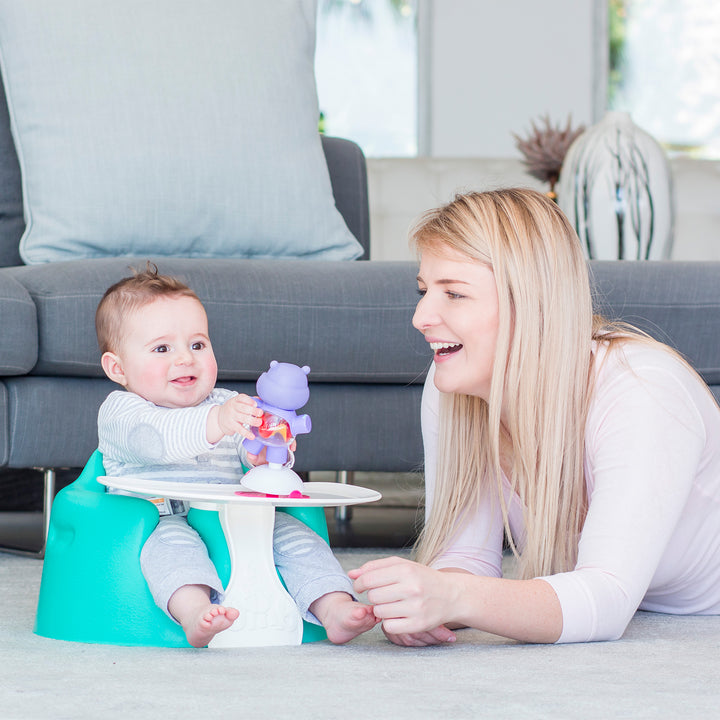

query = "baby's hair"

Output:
[[95, 262, 200, 353]]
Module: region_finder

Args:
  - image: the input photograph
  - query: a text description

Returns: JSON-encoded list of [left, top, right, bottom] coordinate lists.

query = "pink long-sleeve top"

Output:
[[421, 341, 720, 643]]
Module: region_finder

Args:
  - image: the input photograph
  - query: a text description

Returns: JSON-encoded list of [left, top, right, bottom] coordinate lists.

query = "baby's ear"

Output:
[[101, 352, 128, 386]]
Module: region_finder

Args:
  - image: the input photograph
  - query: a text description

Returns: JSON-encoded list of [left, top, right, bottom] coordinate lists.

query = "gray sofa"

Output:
[[0, 135, 430, 475], [0, 128, 431, 554], [2, 66, 720, 556]]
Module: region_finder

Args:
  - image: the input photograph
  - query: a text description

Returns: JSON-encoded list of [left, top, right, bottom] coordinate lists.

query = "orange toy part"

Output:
[[257, 413, 292, 441]]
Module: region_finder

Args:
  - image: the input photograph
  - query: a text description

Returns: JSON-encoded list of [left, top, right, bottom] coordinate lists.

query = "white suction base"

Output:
[[240, 463, 304, 496]]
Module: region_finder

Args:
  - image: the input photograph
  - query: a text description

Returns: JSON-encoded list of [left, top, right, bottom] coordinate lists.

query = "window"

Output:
[[315, 0, 418, 157], [608, 0, 720, 158]]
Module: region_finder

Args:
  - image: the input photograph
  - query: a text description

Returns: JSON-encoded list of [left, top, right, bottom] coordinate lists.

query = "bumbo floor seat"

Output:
[[35, 450, 327, 646]]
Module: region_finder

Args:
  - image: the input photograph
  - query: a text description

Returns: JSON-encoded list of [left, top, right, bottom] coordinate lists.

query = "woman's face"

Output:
[[412, 247, 500, 400]]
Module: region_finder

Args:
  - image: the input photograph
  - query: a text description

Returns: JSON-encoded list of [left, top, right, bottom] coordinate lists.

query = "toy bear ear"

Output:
[[270, 360, 278, 368], [301, 365, 310, 375]]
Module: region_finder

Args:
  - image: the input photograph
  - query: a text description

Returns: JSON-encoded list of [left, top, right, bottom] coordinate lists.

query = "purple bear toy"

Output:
[[242, 361, 312, 466]]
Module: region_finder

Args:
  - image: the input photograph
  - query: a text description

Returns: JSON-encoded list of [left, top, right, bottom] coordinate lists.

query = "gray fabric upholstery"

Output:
[[1, 66, 718, 477], [322, 136, 370, 259], [7, 258, 720, 472], [5, 377, 115, 468], [589, 261, 720, 384], [0, 122, 423, 473], [0, 67, 373, 266], [0, 382, 8, 465], [0, 271, 36, 374], [4, 376, 423, 472], [5, 258, 427, 381], [3, 255, 429, 470], [0, 60, 366, 266]]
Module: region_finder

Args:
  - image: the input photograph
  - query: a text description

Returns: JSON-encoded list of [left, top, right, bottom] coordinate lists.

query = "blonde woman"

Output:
[[350, 188, 720, 646]]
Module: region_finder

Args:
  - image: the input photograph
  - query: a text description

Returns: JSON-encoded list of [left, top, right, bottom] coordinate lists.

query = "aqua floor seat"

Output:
[[35, 449, 327, 646]]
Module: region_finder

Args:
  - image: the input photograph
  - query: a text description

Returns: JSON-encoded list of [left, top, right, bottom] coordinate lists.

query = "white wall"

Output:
[[367, 156, 720, 262], [424, 0, 604, 157], [367, 0, 719, 262]]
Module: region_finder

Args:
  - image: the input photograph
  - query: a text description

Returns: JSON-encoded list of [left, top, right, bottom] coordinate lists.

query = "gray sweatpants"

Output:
[[140, 512, 356, 625]]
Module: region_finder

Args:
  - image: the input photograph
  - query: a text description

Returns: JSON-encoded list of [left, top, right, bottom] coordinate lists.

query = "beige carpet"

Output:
[[2, 549, 719, 720]]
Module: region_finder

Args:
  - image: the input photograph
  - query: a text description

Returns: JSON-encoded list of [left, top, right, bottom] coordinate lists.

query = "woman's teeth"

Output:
[[430, 342, 462, 355]]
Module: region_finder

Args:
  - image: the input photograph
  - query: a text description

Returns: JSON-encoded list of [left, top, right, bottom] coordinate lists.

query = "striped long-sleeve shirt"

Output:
[[98, 389, 249, 508]]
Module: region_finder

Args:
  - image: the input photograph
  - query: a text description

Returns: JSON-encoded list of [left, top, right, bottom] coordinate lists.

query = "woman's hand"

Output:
[[352, 555, 564, 645], [349, 556, 461, 646], [380, 625, 457, 647]]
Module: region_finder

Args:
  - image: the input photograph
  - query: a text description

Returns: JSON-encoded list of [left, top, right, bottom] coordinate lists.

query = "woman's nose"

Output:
[[412, 294, 435, 332]]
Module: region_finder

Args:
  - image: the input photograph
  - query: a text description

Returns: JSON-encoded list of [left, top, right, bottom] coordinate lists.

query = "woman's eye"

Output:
[[416, 287, 427, 297], [446, 291, 465, 300]]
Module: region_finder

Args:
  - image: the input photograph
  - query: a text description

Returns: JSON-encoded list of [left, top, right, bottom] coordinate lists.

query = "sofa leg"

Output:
[[39, 467, 56, 558], [334, 470, 354, 523], [0, 467, 55, 558]]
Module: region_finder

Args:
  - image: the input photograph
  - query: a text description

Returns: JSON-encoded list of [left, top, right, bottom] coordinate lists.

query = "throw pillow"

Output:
[[0, 0, 362, 264]]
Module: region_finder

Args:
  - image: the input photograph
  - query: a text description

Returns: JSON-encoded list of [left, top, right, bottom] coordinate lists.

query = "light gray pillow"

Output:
[[0, 0, 362, 264]]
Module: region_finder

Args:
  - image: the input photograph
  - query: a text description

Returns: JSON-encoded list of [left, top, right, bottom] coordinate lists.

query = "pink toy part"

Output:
[[234, 490, 309, 499]]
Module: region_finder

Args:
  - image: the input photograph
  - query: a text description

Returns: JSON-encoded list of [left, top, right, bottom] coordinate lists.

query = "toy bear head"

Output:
[[256, 361, 310, 410]]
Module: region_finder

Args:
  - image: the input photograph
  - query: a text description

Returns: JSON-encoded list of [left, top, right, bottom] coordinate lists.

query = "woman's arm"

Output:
[[543, 350, 706, 642], [353, 367, 552, 646], [357, 348, 708, 646], [350, 557, 562, 644]]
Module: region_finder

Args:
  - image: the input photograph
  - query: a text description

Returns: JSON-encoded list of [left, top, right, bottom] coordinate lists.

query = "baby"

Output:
[[95, 265, 377, 647]]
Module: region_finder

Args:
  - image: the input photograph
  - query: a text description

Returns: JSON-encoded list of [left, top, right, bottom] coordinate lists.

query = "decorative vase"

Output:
[[557, 112, 674, 260]]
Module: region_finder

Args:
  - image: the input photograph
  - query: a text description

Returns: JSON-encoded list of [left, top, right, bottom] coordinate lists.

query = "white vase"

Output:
[[557, 112, 674, 260]]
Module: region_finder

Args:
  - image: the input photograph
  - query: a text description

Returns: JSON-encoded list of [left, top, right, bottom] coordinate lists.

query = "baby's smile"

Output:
[[171, 375, 197, 385]]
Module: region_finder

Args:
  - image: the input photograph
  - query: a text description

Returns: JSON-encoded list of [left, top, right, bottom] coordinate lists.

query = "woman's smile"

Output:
[[429, 341, 463, 358], [412, 247, 500, 400]]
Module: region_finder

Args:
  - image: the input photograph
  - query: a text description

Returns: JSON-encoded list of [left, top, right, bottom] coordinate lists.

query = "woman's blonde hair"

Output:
[[413, 188, 618, 579]]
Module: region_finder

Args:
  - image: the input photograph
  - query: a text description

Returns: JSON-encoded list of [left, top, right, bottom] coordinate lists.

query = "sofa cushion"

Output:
[[5, 258, 429, 382], [0, 381, 7, 464], [0, 272, 36, 374], [5, 376, 424, 471], [0, 0, 362, 264], [590, 261, 720, 384]]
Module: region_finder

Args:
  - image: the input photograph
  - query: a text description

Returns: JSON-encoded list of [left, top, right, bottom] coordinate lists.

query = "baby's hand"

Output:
[[210, 394, 262, 442]]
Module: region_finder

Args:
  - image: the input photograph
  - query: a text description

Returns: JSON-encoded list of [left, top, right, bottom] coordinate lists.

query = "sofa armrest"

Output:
[[321, 135, 370, 260], [0, 272, 36, 374]]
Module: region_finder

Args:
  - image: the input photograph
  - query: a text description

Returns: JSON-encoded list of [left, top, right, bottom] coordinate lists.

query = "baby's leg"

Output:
[[273, 513, 377, 644], [141, 515, 235, 647], [309, 591, 378, 644], [167, 584, 239, 648]]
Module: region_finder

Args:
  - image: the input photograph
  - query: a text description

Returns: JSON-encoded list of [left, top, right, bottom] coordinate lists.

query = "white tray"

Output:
[[98, 477, 381, 508]]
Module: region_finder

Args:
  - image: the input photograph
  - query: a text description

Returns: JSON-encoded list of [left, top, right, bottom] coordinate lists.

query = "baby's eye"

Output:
[[191, 341, 205, 351], [152, 344, 170, 353]]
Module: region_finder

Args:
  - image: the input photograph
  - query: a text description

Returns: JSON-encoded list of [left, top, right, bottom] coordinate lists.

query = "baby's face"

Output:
[[112, 295, 218, 408]]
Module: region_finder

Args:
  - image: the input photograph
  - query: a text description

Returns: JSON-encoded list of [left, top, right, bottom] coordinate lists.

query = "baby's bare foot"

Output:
[[184, 605, 239, 648], [311, 592, 379, 644]]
